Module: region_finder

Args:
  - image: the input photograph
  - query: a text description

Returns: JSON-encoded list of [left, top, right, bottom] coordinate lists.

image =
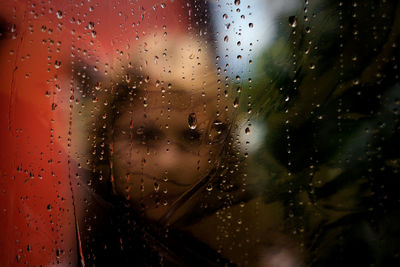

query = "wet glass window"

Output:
[[1, 0, 400, 266]]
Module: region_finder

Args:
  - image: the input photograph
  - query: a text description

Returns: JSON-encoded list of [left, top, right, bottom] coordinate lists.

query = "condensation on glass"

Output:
[[1, 0, 400, 266]]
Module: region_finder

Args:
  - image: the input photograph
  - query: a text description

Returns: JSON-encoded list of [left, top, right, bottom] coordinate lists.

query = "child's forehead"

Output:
[[116, 89, 225, 114], [114, 90, 232, 124]]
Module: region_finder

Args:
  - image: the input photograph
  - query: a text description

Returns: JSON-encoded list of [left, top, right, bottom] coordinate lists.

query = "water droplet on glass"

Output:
[[249, 23, 254, 28], [288, 16, 298, 28], [88, 21, 95, 30], [188, 113, 197, 129], [234, 0, 241, 6], [213, 120, 223, 128], [95, 82, 101, 90], [54, 60, 61, 69], [224, 35, 229, 43], [56, 10, 63, 19], [233, 97, 239, 108], [136, 127, 144, 135], [154, 182, 160, 192]]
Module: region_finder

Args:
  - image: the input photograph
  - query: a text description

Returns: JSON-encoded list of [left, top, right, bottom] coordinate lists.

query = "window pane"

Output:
[[1, 0, 400, 266]]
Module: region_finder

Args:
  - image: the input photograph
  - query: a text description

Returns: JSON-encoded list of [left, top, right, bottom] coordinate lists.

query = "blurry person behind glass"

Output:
[[71, 32, 243, 265], [109, 33, 235, 221]]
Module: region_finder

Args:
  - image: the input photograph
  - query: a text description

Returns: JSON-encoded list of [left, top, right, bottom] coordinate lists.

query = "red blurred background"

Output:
[[0, 0, 189, 265]]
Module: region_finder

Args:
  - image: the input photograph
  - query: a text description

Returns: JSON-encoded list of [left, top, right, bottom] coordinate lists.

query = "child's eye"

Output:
[[134, 126, 164, 144], [182, 129, 202, 142], [115, 125, 165, 146]]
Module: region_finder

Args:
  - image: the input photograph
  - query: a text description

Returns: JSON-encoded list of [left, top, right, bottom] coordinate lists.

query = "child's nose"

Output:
[[150, 144, 182, 169]]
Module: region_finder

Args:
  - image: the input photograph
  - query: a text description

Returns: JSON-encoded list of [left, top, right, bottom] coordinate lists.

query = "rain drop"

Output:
[[88, 21, 95, 30], [56, 10, 63, 19], [54, 60, 62, 69], [136, 127, 144, 135], [288, 16, 298, 28], [154, 182, 160, 192], [233, 97, 239, 108], [188, 113, 197, 129], [10, 24, 16, 33]]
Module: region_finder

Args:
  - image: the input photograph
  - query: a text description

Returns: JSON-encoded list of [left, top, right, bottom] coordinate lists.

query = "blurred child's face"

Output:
[[111, 83, 231, 219]]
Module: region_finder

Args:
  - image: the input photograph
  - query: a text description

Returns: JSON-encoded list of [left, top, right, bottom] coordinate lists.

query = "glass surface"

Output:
[[1, 0, 400, 266]]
